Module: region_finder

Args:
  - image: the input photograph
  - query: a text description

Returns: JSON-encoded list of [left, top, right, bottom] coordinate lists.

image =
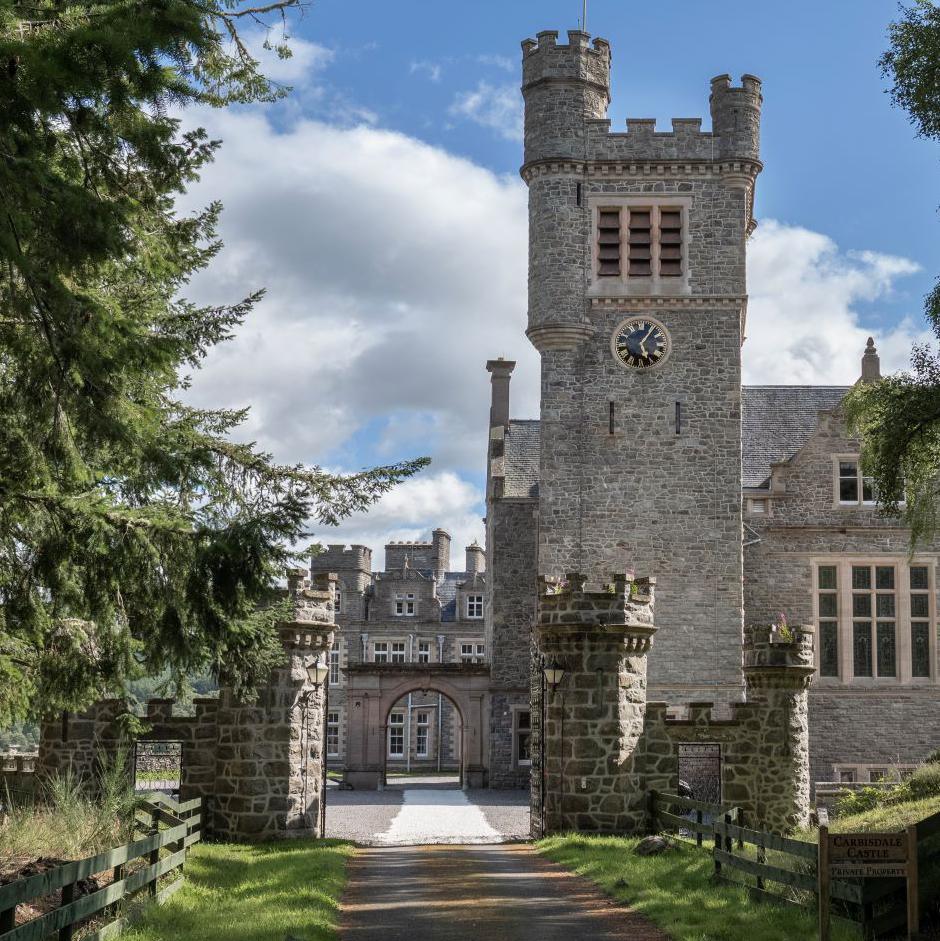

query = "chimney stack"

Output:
[[431, 528, 451, 580], [465, 542, 485, 574], [486, 358, 516, 428], [860, 337, 881, 383]]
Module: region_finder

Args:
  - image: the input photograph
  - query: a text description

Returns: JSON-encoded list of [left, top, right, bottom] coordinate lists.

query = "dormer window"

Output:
[[837, 459, 876, 506], [394, 593, 416, 617], [466, 594, 484, 619]]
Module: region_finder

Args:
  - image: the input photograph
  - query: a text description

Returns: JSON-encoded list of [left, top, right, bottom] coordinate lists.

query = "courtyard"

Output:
[[325, 785, 530, 845]]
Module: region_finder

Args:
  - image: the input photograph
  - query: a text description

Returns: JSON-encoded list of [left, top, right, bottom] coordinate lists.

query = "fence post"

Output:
[[737, 810, 745, 851], [58, 882, 75, 941], [148, 806, 160, 898], [818, 823, 830, 941], [1, 906, 15, 935], [714, 816, 722, 877], [646, 790, 656, 834], [906, 824, 919, 940], [696, 809, 703, 848], [723, 812, 733, 855], [756, 833, 766, 891]]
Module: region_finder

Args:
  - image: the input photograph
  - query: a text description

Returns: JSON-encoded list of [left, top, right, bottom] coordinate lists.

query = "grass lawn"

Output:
[[539, 834, 857, 941], [121, 840, 353, 941]]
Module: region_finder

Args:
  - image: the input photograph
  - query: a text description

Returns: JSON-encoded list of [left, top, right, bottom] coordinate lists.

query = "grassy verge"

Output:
[[539, 834, 857, 941], [120, 840, 353, 941], [827, 794, 940, 834]]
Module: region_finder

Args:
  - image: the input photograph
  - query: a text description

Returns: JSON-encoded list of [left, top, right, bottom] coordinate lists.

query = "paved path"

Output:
[[326, 787, 529, 845], [373, 788, 502, 845], [339, 843, 669, 941]]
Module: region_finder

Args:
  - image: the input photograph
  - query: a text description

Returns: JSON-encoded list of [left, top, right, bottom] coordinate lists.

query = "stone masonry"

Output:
[[37, 570, 335, 841], [520, 29, 761, 711], [531, 573, 813, 836]]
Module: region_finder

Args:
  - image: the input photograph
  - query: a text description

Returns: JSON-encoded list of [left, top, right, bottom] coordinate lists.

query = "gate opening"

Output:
[[134, 741, 182, 796], [678, 742, 722, 805], [383, 690, 462, 790]]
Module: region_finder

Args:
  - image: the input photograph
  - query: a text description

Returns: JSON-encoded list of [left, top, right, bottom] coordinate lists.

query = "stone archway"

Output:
[[343, 663, 490, 789]]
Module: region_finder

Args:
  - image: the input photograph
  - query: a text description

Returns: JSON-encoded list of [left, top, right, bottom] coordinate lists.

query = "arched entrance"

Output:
[[382, 688, 464, 789], [342, 663, 489, 790]]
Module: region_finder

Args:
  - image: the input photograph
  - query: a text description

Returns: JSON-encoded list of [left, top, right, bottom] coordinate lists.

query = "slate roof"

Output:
[[503, 420, 541, 498], [498, 387, 852, 495], [437, 571, 465, 623], [742, 386, 849, 488]]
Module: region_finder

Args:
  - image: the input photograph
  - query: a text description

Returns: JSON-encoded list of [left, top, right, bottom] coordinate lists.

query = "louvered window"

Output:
[[597, 209, 621, 276], [596, 206, 684, 280], [627, 209, 652, 276], [659, 209, 682, 276]]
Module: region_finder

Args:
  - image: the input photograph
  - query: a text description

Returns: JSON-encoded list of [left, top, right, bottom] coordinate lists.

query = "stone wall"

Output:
[[532, 575, 813, 837], [743, 406, 940, 788], [36, 570, 335, 841], [521, 30, 758, 711], [486, 495, 538, 788]]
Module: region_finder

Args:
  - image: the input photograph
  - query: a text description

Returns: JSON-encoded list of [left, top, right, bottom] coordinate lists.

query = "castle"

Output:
[[323, 28, 940, 809], [31, 28, 940, 841]]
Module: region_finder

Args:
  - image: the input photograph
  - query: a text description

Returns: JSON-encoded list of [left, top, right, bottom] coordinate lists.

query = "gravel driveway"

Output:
[[326, 787, 530, 845]]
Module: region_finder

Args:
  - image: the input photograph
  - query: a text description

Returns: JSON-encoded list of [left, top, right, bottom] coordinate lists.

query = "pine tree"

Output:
[[844, 1, 940, 547], [0, 1, 427, 725]]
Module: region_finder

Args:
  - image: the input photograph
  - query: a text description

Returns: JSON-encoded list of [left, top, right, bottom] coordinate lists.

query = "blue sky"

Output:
[[180, 0, 938, 564]]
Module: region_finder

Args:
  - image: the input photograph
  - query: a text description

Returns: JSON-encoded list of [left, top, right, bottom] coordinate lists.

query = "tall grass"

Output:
[[1, 750, 138, 866]]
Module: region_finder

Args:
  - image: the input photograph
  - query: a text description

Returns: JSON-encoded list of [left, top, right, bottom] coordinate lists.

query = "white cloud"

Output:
[[476, 54, 515, 72], [449, 81, 523, 142], [176, 106, 538, 559], [410, 60, 443, 83], [310, 472, 485, 570], [241, 31, 335, 85], [745, 220, 925, 384]]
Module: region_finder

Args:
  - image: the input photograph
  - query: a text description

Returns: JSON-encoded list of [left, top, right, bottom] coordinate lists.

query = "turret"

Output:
[[709, 73, 763, 161], [521, 30, 611, 164]]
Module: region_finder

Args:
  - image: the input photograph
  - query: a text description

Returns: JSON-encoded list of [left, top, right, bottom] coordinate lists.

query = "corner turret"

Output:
[[709, 73, 763, 162], [521, 30, 611, 165]]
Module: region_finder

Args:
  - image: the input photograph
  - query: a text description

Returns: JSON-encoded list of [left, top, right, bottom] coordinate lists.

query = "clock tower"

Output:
[[522, 30, 762, 703]]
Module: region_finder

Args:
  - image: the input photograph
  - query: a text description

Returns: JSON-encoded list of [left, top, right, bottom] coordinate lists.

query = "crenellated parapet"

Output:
[[537, 571, 655, 639]]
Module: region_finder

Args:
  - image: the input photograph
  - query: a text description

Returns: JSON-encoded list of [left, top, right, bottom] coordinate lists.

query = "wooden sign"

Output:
[[828, 831, 908, 878], [818, 824, 919, 941]]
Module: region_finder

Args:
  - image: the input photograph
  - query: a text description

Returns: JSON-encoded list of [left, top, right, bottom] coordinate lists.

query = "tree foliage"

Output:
[[844, 1, 940, 547], [0, 0, 427, 727]]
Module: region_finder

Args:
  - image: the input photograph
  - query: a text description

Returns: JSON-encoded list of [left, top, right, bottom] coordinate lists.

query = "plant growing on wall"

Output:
[[0, 1, 427, 729]]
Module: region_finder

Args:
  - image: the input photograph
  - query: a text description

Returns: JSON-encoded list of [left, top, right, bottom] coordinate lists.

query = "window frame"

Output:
[[813, 557, 937, 685], [833, 455, 877, 508], [326, 711, 340, 757], [373, 641, 389, 664], [415, 711, 430, 758], [417, 640, 431, 664], [393, 592, 416, 617], [466, 594, 484, 619], [588, 195, 692, 297], [387, 712, 405, 758], [513, 707, 532, 768], [329, 645, 341, 685]]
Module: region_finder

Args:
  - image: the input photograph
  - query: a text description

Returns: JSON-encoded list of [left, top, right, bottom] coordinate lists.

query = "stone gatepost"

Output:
[[742, 623, 815, 832], [212, 570, 335, 841], [533, 573, 656, 835]]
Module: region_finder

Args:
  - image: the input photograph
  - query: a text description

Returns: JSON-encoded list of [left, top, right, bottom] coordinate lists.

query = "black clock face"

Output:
[[613, 318, 671, 369]]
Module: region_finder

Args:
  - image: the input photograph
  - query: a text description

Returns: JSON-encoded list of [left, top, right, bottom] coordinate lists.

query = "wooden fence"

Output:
[[0, 794, 202, 941], [648, 790, 940, 938]]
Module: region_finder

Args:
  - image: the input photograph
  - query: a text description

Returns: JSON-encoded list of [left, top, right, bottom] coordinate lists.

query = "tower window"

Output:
[[595, 205, 684, 280], [466, 595, 484, 619], [597, 209, 621, 276], [627, 210, 651, 276]]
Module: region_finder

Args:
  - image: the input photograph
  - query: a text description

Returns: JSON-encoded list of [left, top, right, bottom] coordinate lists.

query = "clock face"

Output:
[[611, 317, 671, 370]]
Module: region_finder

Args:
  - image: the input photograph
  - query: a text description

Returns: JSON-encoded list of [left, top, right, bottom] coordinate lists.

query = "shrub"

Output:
[[906, 762, 940, 800]]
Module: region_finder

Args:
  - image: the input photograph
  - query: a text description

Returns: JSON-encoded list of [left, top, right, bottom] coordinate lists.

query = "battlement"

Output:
[[521, 29, 611, 88], [311, 543, 372, 575], [537, 571, 655, 636]]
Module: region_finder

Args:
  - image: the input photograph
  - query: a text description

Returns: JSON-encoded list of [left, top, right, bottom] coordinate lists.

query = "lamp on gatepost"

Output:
[[301, 655, 330, 838], [543, 659, 566, 694]]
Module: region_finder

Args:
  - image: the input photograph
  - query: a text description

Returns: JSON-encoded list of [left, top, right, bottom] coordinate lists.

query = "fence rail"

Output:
[[648, 789, 940, 939], [0, 794, 201, 941]]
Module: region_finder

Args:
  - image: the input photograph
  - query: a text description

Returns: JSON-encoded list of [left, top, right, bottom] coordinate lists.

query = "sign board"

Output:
[[818, 825, 919, 941], [828, 831, 908, 878]]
